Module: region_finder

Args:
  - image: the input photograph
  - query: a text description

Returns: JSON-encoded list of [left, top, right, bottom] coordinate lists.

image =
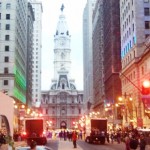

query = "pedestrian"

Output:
[[30, 140, 37, 150], [125, 135, 130, 150], [72, 131, 77, 148], [106, 132, 110, 143], [129, 135, 138, 150], [110, 132, 114, 144], [139, 134, 146, 150]]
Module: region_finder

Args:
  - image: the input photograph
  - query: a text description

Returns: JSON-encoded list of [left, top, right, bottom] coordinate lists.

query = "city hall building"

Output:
[[40, 5, 84, 130]]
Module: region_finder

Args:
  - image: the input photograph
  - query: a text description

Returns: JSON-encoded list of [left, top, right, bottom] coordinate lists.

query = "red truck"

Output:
[[23, 118, 47, 145]]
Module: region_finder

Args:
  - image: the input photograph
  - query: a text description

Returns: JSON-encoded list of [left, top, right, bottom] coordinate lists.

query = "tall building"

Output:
[[29, 0, 43, 107], [102, 0, 121, 117], [83, 0, 97, 113], [120, 0, 150, 127], [92, 0, 105, 114], [0, 0, 28, 104], [26, 2, 35, 107], [40, 5, 83, 130]]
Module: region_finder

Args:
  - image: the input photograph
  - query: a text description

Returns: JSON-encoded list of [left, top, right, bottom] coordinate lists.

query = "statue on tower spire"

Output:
[[61, 4, 64, 12]]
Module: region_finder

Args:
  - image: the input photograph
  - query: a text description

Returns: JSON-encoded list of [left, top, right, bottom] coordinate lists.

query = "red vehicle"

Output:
[[23, 118, 47, 145]]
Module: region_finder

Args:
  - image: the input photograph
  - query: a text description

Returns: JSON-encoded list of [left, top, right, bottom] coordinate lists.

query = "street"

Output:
[[45, 138, 149, 150]]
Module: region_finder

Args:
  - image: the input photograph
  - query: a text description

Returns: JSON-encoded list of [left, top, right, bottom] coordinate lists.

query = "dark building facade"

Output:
[[103, 0, 121, 109], [92, 0, 105, 114], [26, 2, 35, 107]]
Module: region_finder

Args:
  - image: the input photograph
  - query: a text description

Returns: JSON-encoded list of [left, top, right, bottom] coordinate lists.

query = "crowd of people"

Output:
[[105, 128, 150, 150]]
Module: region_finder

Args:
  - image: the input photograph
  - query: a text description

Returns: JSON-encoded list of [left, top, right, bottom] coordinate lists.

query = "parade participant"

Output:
[[72, 131, 77, 148]]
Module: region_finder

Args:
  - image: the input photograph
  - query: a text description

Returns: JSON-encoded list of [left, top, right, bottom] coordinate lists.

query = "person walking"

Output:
[[125, 135, 130, 150], [72, 131, 77, 148], [139, 134, 147, 150], [129, 135, 138, 150], [30, 140, 37, 150]]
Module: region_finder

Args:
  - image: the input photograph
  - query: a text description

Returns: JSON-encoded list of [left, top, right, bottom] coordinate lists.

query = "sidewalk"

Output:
[[58, 140, 83, 150]]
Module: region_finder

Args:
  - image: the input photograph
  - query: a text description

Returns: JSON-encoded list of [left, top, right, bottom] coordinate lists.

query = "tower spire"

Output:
[[60, 4, 64, 12]]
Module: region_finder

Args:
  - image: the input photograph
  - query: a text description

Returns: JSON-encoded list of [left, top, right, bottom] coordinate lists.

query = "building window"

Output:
[[4, 80, 8, 85], [4, 68, 8, 74], [6, 14, 10, 19], [6, 3, 11, 9], [0, 2, 1, 9], [144, 8, 150, 16], [5, 24, 10, 30], [5, 35, 10, 41], [0, 13, 1, 19], [141, 67, 144, 75], [72, 107, 74, 114], [5, 46, 9, 51], [79, 109, 81, 114], [145, 21, 150, 29], [4, 56, 9, 62], [145, 34, 150, 38], [46, 109, 48, 114], [132, 11, 134, 18], [132, 23, 134, 31], [144, 0, 149, 3], [62, 83, 65, 89]]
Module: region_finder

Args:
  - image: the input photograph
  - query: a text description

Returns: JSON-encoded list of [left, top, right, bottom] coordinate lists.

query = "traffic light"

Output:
[[142, 80, 150, 95]]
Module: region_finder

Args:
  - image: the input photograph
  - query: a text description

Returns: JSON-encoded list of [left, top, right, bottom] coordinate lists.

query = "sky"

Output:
[[41, 0, 87, 91]]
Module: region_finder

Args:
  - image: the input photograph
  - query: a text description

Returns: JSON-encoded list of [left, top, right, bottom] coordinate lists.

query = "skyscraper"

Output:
[[83, 0, 97, 113], [0, 0, 28, 104], [29, 0, 43, 107]]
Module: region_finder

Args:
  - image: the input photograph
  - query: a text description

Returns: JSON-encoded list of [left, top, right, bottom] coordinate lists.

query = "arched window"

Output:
[[62, 83, 65, 89]]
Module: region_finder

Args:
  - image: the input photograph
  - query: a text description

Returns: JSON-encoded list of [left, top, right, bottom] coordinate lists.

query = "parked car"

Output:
[[15, 145, 51, 150]]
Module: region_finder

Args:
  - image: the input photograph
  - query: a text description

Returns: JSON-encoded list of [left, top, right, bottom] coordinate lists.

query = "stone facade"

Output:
[[120, 37, 150, 128], [40, 5, 84, 130]]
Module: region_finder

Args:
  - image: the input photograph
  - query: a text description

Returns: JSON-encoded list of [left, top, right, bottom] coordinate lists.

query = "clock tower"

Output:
[[53, 4, 71, 79], [41, 4, 83, 130]]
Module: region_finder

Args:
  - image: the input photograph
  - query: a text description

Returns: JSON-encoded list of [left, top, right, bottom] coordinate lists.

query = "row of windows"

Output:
[[121, 2, 133, 22], [122, 51, 135, 67], [0, 13, 10, 19], [121, 0, 133, 10], [122, 24, 134, 43], [122, 64, 147, 86], [0, 24, 10, 30], [122, 12, 133, 32], [44, 108, 81, 115], [0, 3, 11, 9], [122, 20, 150, 46]]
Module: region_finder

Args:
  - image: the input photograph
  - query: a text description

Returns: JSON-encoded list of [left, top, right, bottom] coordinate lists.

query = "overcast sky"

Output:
[[41, 0, 86, 91]]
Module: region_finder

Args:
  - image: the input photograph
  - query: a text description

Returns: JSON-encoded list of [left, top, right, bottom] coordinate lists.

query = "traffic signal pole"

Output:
[[120, 72, 142, 93]]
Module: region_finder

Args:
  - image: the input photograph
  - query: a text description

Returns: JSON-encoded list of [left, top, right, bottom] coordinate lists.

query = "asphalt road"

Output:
[[46, 139, 126, 150]]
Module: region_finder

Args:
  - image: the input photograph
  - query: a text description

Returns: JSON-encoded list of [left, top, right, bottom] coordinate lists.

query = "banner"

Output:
[[142, 95, 150, 110]]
